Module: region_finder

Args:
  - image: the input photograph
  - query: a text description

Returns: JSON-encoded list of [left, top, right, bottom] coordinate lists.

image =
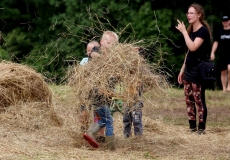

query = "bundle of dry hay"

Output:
[[69, 43, 169, 110], [0, 61, 52, 108]]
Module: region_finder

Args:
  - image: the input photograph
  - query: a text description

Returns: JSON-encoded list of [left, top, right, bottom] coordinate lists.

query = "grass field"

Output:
[[1, 85, 230, 160]]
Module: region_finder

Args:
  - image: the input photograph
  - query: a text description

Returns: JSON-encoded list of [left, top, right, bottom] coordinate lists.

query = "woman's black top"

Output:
[[184, 26, 211, 84]]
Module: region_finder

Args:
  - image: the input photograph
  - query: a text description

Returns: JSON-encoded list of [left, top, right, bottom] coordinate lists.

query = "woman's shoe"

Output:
[[197, 129, 205, 135], [190, 128, 197, 133]]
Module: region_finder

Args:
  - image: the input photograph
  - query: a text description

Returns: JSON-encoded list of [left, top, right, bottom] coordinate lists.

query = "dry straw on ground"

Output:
[[2, 89, 230, 160], [1, 70, 230, 159]]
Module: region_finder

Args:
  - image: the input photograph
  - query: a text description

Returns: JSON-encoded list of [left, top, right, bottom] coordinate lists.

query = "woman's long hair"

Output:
[[187, 3, 212, 38]]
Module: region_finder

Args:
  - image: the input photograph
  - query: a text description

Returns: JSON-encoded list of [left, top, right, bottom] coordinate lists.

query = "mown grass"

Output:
[[1, 85, 230, 160], [146, 87, 230, 128]]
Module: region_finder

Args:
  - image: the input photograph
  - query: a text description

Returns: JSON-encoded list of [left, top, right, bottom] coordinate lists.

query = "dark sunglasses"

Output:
[[222, 20, 228, 22]]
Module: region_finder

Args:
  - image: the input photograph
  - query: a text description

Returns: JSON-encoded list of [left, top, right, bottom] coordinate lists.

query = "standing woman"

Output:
[[176, 3, 211, 135]]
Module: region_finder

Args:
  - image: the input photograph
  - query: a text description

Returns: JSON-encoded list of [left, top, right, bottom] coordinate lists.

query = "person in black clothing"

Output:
[[210, 15, 230, 91], [176, 3, 212, 135]]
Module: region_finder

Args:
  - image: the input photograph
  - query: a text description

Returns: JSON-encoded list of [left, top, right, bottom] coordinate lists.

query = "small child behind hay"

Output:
[[122, 47, 150, 138], [123, 82, 144, 138], [83, 31, 119, 150], [107, 47, 147, 139], [112, 47, 147, 139], [79, 41, 100, 65], [79, 40, 106, 143]]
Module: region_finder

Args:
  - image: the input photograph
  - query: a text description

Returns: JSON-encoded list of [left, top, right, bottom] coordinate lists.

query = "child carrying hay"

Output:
[[82, 31, 119, 150], [79, 40, 106, 143], [72, 31, 169, 149]]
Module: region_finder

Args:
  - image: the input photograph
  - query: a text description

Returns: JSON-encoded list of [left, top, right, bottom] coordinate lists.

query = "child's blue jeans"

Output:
[[94, 105, 114, 136]]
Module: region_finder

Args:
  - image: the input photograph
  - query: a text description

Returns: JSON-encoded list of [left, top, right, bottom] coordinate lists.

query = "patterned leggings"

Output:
[[183, 80, 207, 123]]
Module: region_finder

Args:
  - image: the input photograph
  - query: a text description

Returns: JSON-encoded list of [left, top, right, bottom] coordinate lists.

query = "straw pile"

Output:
[[69, 43, 169, 110], [0, 61, 52, 108], [0, 61, 62, 128]]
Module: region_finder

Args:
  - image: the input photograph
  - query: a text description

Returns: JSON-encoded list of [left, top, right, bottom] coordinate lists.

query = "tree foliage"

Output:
[[0, 0, 230, 85]]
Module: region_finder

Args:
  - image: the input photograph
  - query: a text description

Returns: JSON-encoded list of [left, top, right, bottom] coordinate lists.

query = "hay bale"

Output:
[[0, 61, 52, 108], [69, 43, 169, 109], [0, 61, 63, 127]]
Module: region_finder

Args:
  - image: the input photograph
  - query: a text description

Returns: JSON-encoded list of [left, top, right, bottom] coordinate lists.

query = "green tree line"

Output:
[[0, 0, 230, 87]]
